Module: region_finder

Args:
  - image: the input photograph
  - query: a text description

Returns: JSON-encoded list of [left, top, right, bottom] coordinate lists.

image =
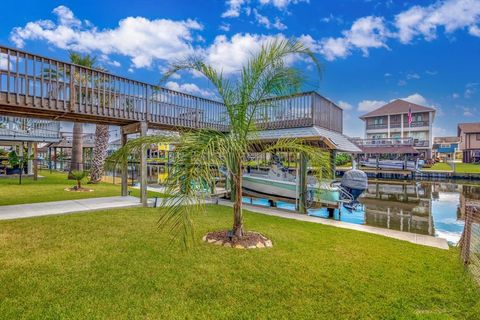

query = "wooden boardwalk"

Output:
[[0, 45, 343, 133]]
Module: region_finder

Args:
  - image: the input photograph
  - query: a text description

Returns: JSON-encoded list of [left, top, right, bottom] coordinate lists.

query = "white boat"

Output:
[[242, 164, 340, 206]]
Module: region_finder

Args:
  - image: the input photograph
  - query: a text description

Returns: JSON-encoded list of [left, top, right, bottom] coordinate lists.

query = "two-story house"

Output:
[[359, 99, 436, 158], [458, 123, 480, 163], [432, 136, 460, 161]]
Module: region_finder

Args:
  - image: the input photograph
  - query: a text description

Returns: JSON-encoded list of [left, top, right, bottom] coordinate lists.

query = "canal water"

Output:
[[111, 164, 480, 245], [242, 181, 480, 245]]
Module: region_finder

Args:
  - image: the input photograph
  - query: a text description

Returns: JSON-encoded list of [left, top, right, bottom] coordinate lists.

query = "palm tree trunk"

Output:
[[69, 122, 83, 178], [89, 124, 109, 183], [232, 163, 244, 238]]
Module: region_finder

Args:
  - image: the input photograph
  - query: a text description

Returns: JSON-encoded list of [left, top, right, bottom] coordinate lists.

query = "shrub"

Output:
[[70, 170, 87, 189]]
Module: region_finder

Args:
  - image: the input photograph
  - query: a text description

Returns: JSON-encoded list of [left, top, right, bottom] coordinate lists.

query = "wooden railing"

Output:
[[354, 137, 414, 147], [0, 45, 343, 133], [0, 116, 60, 141]]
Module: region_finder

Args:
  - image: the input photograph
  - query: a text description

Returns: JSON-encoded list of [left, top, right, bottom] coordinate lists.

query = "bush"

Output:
[[70, 170, 87, 189], [335, 153, 351, 166]]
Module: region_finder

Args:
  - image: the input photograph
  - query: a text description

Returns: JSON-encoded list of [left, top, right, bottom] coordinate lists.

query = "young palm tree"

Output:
[[66, 52, 110, 181], [109, 38, 331, 246]]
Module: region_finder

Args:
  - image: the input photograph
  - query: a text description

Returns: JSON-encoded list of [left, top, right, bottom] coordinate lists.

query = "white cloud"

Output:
[[469, 25, 480, 37], [222, 0, 246, 18], [337, 100, 353, 110], [320, 14, 343, 25], [452, 93, 460, 99], [319, 16, 389, 60], [401, 93, 427, 106], [205, 33, 284, 75], [219, 23, 231, 32], [384, 72, 391, 77], [465, 82, 478, 98], [397, 79, 407, 86], [253, 9, 287, 30], [400, 93, 442, 115], [222, 0, 307, 19], [425, 70, 438, 75], [395, 0, 480, 43], [358, 99, 386, 112], [463, 107, 474, 116], [10, 5, 203, 69], [406, 72, 420, 80], [259, 0, 308, 10], [314, 0, 480, 61], [165, 81, 215, 98]]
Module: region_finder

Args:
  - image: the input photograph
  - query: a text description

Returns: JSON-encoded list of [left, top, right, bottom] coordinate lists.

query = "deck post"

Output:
[[27, 142, 33, 175], [331, 150, 336, 179], [140, 122, 148, 207], [121, 132, 128, 197], [297, 152, 308, 214], [33, 142, 38, 181]]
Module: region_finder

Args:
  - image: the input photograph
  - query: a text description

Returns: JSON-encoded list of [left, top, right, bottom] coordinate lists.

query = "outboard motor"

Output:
[[340, 169, 368, 210]]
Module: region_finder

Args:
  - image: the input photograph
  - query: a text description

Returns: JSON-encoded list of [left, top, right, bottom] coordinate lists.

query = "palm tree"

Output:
[[66, 52, 110, 181], [109, 39, 331, 246]]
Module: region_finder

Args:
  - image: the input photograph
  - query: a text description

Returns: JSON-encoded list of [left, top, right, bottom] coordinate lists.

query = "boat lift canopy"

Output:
[[250, 126, 362, 153]]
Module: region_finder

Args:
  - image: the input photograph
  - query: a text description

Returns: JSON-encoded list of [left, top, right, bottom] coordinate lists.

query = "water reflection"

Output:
[[244, 181, 480, 245], [115, 164, 480, 245]]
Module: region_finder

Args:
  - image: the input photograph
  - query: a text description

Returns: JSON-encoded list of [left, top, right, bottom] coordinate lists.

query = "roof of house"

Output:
[[433, 136, 460, 144], [359, 99, 436, 119], [458, 122, 480, 134]]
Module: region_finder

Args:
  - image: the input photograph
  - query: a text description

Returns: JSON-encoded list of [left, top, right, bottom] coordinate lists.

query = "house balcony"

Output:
[[409, 121, 429, 128], [366, 123, 388, 130], [413, 140, 430, 148]]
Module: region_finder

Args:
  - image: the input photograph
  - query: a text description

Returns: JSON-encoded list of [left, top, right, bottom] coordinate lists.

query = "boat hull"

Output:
[[243, 175, 340, 205]]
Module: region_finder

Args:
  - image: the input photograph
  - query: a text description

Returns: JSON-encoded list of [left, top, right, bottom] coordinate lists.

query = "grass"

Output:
[[454, 163, 480, 174], [422, 162, 453, 171], [0, 170, 164, 206], [0, 206, 479, 319]]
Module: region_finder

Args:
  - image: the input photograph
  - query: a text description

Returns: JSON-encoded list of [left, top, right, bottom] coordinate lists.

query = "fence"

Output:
[[459, 202, 480, 285], [38, 159, 170, 186]]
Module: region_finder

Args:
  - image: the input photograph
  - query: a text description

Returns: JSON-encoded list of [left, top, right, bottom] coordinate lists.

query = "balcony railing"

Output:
[[0, 116, 60, 141], [390, 122, 401, 128], [366, 123, 388, 130], [353, 137, 414, 147], [353, 138, 430, 148], [0, 45, 343, 133], [409, 121, 429, 128], [413, 140, 429, 147]]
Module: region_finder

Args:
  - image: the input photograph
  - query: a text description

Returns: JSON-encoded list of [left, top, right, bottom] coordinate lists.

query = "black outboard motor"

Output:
[[340, 169, 368, 210]]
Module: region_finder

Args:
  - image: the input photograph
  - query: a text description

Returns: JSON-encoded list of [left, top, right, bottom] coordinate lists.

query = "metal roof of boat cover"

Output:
[[251, 126, 362, 153]]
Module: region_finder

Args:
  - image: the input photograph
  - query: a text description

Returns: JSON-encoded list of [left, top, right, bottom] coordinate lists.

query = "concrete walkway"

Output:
[[218, 200, 450, 250], [0, 196, 142, 220], [0, 196, 449, 250]]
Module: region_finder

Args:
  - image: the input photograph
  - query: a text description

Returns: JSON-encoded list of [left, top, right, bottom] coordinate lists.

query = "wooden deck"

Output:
[[0, 45, 343, 133]]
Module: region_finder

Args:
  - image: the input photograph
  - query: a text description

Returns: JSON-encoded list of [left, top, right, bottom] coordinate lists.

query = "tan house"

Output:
[[359, 99, 436, 158], [458, 123, 480, 163]]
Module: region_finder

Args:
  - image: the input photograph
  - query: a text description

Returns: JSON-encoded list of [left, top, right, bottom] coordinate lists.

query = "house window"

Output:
[[476, 133, 480, 140]]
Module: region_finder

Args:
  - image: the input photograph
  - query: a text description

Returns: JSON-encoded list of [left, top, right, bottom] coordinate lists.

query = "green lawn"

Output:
[[454, 163, 480, 174], [422, 162, 453, 171], [0, 170, 163, 206], [0, 206, 479, 319]]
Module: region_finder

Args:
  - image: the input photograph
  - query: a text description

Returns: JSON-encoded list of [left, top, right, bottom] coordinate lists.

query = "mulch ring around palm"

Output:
[[64, 187, 94, 192], [203, 230, 272, 249]]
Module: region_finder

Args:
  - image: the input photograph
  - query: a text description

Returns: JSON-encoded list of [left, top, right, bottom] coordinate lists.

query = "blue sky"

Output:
[[0, 0, 479, 137]]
